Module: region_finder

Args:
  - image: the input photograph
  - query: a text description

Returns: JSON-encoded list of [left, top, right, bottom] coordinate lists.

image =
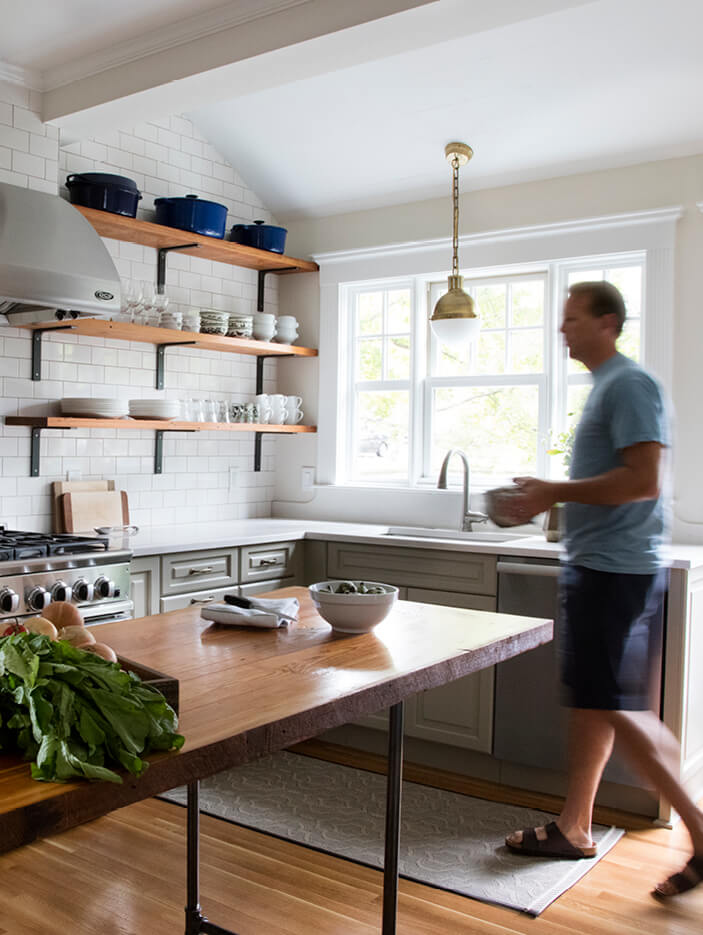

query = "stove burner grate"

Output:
[[0, 528, 110, 561]]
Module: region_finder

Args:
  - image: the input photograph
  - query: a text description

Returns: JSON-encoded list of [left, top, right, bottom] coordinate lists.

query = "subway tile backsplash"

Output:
[[0, 79, 282, 532]]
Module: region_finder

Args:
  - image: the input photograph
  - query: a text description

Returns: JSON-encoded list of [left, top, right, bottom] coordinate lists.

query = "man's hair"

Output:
[[568, 281, 627, 335]]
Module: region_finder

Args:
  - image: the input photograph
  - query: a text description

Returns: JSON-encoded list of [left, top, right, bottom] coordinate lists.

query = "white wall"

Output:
[[0, 78, 286, 532], [276, 155, 703, 543]]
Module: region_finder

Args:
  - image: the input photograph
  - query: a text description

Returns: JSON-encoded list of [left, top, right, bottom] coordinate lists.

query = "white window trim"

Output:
[[315, 207, 681, 489]]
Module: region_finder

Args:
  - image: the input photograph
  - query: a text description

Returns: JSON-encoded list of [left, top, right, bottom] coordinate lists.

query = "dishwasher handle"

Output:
[[497, 561, 562, 578]]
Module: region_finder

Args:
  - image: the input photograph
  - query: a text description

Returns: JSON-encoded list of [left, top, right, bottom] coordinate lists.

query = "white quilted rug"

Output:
[[160, 751, 623, 915]]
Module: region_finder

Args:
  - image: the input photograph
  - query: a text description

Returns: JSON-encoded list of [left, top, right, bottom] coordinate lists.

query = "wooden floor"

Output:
[[1, 744, 701, 935]]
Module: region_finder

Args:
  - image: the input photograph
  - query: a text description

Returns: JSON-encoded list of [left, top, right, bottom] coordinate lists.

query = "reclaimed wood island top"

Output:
[[0, 587, 552, 855]]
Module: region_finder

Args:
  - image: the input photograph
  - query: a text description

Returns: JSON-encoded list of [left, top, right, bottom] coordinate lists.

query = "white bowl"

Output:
[[309, 580, 398, 634]]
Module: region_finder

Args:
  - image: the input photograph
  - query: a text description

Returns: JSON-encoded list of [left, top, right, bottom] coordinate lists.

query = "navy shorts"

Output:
[[558, 564, 667, 711]]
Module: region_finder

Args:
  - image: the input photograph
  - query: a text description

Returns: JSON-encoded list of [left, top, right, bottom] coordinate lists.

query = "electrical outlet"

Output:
[[301, 466, 315, 490], [66, 470, 82, 481]]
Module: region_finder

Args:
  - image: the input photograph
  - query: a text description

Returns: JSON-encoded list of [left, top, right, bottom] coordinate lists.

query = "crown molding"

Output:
[[311, 206, 685, 264], [33, 0, 312, 92]]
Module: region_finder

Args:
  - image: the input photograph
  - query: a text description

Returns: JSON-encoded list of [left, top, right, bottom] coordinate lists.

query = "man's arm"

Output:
[[512, 441, 664, 520]]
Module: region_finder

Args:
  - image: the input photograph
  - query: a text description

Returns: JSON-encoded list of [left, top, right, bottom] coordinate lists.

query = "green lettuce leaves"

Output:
[[0, 632, 184, 784]]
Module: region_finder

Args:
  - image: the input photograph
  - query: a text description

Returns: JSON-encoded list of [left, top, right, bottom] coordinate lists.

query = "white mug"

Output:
[[255, 394, 272, 424], [270, 393, 287, 424], [285, 407, 304, 424], [284, 396, 303, 423]]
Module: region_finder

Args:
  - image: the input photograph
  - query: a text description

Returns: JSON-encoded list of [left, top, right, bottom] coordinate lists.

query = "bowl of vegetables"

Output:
[[309, 580, 398, 634]]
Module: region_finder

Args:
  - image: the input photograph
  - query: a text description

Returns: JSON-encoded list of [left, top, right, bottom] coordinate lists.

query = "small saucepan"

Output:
[[229, 220, 287, 254]]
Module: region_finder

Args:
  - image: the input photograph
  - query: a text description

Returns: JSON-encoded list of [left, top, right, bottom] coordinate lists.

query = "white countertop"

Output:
[[118, 518, 703, 570]]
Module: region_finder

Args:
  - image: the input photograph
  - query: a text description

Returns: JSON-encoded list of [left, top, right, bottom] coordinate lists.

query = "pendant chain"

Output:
[[451, 156, 460, 277]]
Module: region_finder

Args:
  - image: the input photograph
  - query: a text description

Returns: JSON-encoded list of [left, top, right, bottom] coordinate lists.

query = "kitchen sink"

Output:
[[383, 526, 529, 543]]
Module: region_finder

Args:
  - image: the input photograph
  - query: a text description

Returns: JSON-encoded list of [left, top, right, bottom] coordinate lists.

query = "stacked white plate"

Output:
[[61, 398, 128, 418], [200, 309, 229, 335], [128, 399, 182, 421]]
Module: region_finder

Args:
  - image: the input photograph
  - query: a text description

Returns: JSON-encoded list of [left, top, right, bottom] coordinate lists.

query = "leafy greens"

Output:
[[0, 632, 184, 783]]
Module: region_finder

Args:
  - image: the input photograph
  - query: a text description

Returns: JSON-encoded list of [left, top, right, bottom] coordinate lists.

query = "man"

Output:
[[504, 281, 703, 899]]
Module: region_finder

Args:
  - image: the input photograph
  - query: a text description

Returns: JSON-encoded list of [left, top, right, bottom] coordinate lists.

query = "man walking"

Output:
[[505, 281, 703, 898]]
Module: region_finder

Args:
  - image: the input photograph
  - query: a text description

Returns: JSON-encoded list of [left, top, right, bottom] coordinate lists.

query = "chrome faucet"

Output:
[[437, 448, 488, 532]]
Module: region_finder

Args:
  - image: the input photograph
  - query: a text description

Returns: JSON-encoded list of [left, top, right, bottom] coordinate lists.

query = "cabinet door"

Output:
[[240, 578, 297, 597], [354, 586, 413, 731], [404, 588, 496, 753], [130, 556, 160, 619]]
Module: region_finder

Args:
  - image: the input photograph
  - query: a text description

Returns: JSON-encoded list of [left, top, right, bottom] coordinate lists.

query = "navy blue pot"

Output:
[[66, 172, 142, 218], [154, 194, 227, 239], [229, 220, 287, 254]]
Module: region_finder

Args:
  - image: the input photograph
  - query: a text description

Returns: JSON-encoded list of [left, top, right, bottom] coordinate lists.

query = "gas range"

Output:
[[0, 528, 133, 627]]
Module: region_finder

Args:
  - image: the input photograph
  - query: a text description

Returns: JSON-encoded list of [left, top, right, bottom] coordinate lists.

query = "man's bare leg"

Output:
[[506, 708, 614, 851], [608, 710, 703, 895]]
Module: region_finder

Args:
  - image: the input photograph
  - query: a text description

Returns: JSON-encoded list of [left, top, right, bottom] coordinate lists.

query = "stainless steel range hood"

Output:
[[0, 181, 120, 325]]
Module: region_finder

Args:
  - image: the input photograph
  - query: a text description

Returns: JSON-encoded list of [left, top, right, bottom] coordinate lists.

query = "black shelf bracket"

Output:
[[154, 428, 197, 475], [155, 341, 197, 390], [257, 267, 297, 312], [31, 324, 77, 381], [157, 243, 201, 294], [29, 425, 71, 477]]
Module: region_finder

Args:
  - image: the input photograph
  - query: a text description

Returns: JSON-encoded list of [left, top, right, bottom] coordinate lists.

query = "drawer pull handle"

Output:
[[188, 566, 214, 575], [256, 558, 279, 567], [190, 596, 215, 604]]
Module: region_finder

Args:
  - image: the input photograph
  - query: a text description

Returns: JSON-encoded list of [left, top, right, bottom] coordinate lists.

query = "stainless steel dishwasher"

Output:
[[493, 555, 660, 785]]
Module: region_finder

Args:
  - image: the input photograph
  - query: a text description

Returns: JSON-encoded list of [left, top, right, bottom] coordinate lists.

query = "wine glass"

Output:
[[124, 281, 143, 323]]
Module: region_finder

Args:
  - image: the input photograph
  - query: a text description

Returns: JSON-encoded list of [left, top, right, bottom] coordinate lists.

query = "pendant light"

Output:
[[430, 142, 480, 345]]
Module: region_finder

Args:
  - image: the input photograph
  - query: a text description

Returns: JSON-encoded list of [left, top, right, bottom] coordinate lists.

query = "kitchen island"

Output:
[[0, 587, 551, 935]]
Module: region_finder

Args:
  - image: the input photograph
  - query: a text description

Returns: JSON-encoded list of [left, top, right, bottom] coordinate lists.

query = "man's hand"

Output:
[[511, 476, 559, 521]]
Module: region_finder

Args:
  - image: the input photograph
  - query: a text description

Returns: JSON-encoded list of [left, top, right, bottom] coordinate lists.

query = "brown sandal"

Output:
[[506, 821, 597, 860], [652, 855, 703, 898]]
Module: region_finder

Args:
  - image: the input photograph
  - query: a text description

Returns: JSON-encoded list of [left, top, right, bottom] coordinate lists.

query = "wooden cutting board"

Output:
[[51, 479, 115, 533], [60, 490, 129, 533]]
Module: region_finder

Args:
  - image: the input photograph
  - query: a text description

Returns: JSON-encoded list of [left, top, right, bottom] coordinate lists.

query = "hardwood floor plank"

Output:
[[1, 794, 701, 935]]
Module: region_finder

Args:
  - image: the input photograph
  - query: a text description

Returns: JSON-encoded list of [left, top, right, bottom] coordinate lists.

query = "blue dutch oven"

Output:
[[229, 219, 287, 254], [154, 194, 228, 239], [66, 172, 142, 218]]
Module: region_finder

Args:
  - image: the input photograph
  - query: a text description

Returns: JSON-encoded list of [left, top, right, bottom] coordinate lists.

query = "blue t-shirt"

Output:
[[564, 352, 670, 574]]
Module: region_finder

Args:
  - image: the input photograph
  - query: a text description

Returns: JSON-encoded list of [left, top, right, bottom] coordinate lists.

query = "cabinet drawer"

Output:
[[161, 548, 238, 595], [240, 541, 303, 584], [240, 577, 297, 597], [327, 542, 497, 596], [160, 585, 233, 613]]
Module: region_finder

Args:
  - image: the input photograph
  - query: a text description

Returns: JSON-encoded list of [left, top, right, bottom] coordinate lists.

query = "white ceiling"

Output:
[[1, 0, 702, 221]]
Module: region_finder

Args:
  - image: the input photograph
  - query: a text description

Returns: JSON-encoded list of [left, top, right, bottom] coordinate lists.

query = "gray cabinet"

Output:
[[132, 540, 305, 619], [130, 555, 160, 619], [406, 588, 495, 752], [327, 542, 497, 751], [161, 548, 238, 595], [240, 541, 303, 585]]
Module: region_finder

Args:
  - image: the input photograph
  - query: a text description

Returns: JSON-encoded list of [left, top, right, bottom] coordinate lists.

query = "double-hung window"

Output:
[[342, 254, 645, 489]]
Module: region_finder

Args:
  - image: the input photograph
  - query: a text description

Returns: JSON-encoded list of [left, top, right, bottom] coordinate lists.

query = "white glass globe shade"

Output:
[[430, 315, 481, 346]]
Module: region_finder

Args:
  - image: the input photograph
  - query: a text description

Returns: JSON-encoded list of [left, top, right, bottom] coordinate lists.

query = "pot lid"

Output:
[[66, 172, 140, 191]]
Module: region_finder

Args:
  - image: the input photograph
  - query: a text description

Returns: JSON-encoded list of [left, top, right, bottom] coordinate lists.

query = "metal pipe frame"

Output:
[[183, 699, 406, 934]]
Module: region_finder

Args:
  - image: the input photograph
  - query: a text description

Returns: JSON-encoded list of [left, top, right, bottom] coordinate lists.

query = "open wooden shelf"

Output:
[[6, 417, 316, 433], [5, 416, 316, 477], [75, 206, 319, 274], [20, 317, 318, 358]]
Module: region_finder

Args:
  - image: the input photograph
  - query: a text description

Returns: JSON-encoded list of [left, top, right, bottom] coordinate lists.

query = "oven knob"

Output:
[[73, 578, 95, 602], [51, 581, 73, 603], [27, 587, 51, 612], [94, 576, 116, 598], [0, 587, 20, 614]]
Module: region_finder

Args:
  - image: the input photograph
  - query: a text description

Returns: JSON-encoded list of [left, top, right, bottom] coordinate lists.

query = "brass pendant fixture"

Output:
[[430, 142, 480, 345]]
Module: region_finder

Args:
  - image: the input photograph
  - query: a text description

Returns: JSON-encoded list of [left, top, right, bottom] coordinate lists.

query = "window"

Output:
[[341, 255, 645, 488]]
